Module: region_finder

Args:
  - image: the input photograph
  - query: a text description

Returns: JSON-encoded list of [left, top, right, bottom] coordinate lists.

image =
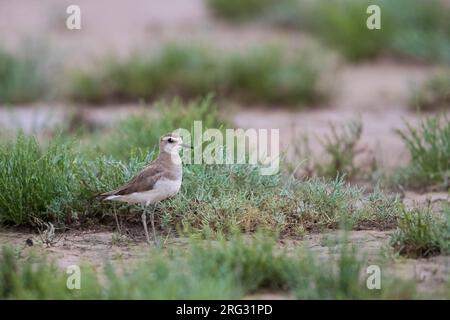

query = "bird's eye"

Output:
[[168, 138, 174, 143]]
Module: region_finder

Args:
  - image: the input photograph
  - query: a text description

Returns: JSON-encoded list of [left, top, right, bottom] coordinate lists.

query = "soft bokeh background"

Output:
[[0, 0, 449, 170]]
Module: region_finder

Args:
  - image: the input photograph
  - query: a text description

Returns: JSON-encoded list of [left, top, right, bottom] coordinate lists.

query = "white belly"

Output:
[[106, 178, 181, 205], [153, 177, 182, 196]]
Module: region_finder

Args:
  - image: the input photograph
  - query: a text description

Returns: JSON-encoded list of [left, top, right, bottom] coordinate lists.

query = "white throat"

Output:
[[163, 146, 182, 165]]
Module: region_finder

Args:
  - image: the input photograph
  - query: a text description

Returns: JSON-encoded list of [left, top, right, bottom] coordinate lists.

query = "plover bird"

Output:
[[98, 133, 191, 245]]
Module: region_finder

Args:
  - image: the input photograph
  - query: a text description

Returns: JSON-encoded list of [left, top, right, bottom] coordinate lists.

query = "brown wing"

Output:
[[99, 164, 164, 197]]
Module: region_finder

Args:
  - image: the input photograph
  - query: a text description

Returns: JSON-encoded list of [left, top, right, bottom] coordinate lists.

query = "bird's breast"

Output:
[[153, 177, 182, 197]]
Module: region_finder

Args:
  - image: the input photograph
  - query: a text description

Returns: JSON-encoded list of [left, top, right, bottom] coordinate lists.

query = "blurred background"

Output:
[[0, 0, 449, 172]]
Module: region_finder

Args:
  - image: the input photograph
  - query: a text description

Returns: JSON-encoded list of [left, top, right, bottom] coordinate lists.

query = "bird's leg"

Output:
[[113, 204, 122, 234], [141, 204, 151, 244], [149, 205, 159, 247]]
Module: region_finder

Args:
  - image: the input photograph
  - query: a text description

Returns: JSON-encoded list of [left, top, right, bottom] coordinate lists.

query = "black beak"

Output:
[[181, 143, 193, 149]]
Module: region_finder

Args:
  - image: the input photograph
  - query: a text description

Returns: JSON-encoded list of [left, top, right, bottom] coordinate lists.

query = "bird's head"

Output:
[[160, 133, 192, 155]]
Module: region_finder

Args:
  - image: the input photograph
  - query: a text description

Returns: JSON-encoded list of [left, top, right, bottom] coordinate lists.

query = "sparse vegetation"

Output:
[[0, 99, 402, 235], [308, 0, 450, 62], [206, 0, 309, 29], [292, 119, 377, 181], [309, 0, 390, 61], [69, 44, 335, 106], [390, 206, 449, 258], [396, 116, 450, 189], [0, 234, 419, 299], [387, 0, 450, 64], [410, 71, 450, 111], [97, 162, 402, 237], [316, 120, 365, 179], [207, 0, 308, 26], [207, 0, 450, 63]]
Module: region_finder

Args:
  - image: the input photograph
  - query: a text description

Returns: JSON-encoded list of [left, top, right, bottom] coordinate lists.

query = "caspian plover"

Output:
[[98, 133, 191, 245]]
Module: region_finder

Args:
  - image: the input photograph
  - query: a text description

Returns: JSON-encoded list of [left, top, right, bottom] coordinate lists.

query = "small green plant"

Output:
[[70, 44, 216, 104], [387, 0, 450, 64], [0, 44, 56, 104], [291, 119, 376, 181], [310, 0, 450, 62], [390, 206, 449, 258], [310, 0, 391, 61], [397, 116, 450, 189], [222, 45, 332, 105], [207, 0, 311, 29], [316, 120, 364, 179], [207, 0, 279, 21], [410, 71, 450, 111]]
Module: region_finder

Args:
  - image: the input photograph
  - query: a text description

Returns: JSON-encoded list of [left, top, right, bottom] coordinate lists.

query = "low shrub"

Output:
[[69, 44, 335, 106], [390, 206, 449, 258], [396, 116, 450, 189]]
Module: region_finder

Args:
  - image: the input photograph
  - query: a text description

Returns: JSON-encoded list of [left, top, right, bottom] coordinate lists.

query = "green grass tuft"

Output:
[[387, 0, 450, 64], [222, 45, 332, 105], [207, 0, 278, 22], [396, 116, 450, 189], [410, 71, 450, 111], [390, 206, 449, 258], [206, 0, 450, 63], [310, 0, 391, 61], [0, 134, 83, 225], [291, 119, 378, 181], [69, 44, 335, 106], [316, 119, 364, 179], [0, 44, 55, 104]]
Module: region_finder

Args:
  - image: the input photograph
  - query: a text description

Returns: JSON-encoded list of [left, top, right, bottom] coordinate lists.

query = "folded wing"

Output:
[[98, 165, 164, 199]]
